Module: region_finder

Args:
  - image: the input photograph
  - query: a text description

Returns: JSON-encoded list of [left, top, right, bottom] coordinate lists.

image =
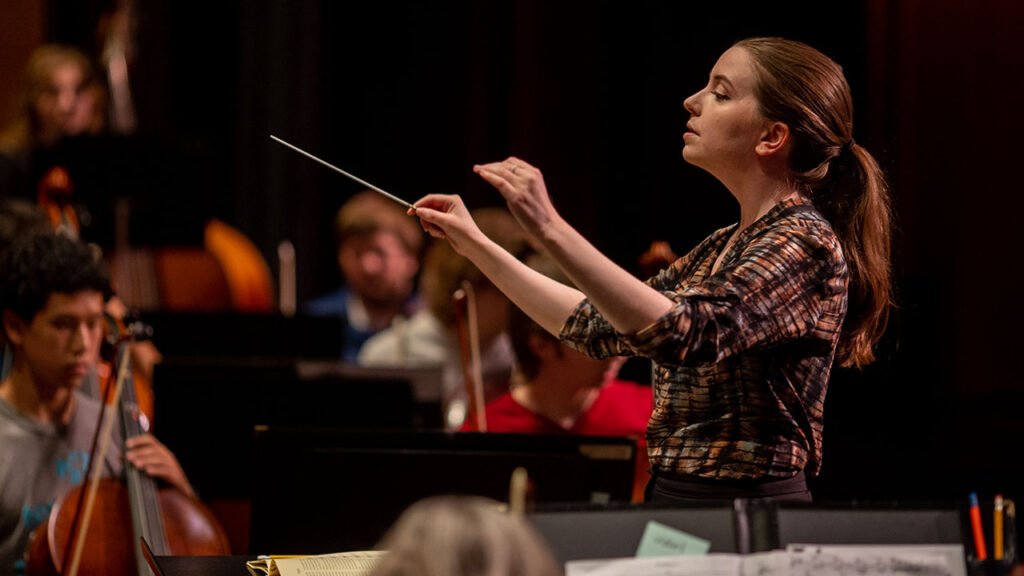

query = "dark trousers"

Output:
[[645, 469, 812, 505]]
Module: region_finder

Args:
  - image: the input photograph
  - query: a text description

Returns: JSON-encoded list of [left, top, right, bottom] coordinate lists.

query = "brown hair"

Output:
[[369, 495, 561, 576], [735, 37, 893, 368], [334, 190, 425, 256], [0, 198, 51, 257]]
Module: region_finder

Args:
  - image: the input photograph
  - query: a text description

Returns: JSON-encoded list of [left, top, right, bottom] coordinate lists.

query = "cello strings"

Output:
[[118, 341, 170, 556], [269, 135, 416, 210]]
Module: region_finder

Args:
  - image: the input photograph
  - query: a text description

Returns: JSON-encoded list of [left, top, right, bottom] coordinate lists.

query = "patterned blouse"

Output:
[[560, 198, 848, 481]]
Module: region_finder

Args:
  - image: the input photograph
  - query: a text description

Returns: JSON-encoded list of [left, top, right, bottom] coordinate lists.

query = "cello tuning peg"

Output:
[[127, 321, 153, 342]]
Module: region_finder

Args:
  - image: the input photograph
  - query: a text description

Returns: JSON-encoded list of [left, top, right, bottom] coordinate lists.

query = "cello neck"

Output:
[[116, 340, 170, 573]]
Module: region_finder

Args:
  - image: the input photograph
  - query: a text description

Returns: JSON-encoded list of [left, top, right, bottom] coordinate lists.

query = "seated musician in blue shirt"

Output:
[[304, 191, 425, 362]]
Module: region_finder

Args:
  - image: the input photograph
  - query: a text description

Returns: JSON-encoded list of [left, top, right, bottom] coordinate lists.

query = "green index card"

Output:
[[635, 520, 712, 557]]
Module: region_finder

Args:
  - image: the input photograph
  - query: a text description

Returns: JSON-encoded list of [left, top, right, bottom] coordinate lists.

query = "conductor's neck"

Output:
[[729, 169, 800, 232]]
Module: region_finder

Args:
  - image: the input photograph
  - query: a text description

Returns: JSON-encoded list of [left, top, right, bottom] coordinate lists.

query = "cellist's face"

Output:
[[7, 291, 105, 391]]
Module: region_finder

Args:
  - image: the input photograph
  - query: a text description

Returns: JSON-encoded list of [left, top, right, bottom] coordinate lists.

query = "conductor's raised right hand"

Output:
[[410, 194, 485, 257]]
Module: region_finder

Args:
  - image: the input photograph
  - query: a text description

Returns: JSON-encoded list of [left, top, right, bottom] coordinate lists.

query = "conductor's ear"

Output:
[[756, 121, 789, 157]]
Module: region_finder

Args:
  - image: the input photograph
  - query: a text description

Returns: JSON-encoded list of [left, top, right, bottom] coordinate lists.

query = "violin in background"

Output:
[[637, 240, 678, 279], [36, 167, 81, 238]]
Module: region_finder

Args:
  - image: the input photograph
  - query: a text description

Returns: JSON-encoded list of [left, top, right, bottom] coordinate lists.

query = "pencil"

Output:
[[995, 494, 1004, 560]]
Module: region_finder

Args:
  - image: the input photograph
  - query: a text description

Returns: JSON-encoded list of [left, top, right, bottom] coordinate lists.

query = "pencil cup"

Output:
[[966, 558, 1016, 576], [967, 494, 1019, 575]]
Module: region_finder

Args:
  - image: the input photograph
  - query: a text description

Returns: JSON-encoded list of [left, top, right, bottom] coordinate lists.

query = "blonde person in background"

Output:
[[0, 45, 105, 154], [0, 45, 106, 199], [358, 208, 532, 429], [368, 495, 561, 576]]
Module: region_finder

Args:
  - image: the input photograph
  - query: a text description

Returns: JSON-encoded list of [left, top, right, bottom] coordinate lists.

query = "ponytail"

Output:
[[821, 143, 893, 367], [736, 37, 894, 368]]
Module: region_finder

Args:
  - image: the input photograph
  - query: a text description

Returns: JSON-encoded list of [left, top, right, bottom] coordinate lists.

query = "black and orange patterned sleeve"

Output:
[[558, 231, 727, 360], [621, 218, 848, 367]]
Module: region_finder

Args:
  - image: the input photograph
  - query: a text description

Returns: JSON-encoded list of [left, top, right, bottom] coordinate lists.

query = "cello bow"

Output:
[[452, 281, 487, 432]]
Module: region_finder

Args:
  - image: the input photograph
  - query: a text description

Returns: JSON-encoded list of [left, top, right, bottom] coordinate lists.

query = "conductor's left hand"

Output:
[[125, 434, 196, 499], [473, 157, 562, 241]]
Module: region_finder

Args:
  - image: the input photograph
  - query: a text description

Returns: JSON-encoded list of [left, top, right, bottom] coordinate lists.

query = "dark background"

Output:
[[6, 0, 1024, 501]]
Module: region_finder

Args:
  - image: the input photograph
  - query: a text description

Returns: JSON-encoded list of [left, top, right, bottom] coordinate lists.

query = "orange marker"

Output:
[[970, 492, 987, 560]]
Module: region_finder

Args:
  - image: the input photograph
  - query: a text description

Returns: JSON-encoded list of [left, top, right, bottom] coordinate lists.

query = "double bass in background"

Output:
[[25, 314, 230, 576], [10, 0, 275, 318], [93, 0, 275, 315]]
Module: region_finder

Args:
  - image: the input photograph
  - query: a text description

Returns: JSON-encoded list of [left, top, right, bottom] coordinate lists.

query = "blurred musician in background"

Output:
[[359, 208, 532, 429], [460, 253, 654, 501], [0, 45, 106, 202], [1, 19, 211, 255], [305, 191, 425, 362], [368, 495, 561, 576], [0, 199, 53, 382], [0, 199, 51, 258]]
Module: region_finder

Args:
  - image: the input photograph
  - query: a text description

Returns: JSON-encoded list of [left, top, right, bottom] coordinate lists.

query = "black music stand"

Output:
[[248, 428, 637, 554], [529, 502, 744, 563], [142, 311, 344, 359], [758, 500, 966, 551], [152, 358, 441, 500]]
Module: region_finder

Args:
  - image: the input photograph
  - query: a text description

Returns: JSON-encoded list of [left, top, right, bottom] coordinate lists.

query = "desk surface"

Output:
[[153, 555, 254, 576]]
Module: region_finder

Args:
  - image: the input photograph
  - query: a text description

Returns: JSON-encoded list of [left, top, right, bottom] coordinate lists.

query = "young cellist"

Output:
[[0, 233, 193, 575]]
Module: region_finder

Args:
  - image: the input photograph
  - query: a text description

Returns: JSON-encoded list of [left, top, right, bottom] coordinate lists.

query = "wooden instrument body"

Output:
[[25, 342, 230, 576], [25, 479, 230, 576]]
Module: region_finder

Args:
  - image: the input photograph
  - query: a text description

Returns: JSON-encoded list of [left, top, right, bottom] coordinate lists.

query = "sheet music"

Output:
[[246, 551, 386, 576], [566, 554, 746, 576], [783, 544, 966, 576], [564, 545, 966, 576]]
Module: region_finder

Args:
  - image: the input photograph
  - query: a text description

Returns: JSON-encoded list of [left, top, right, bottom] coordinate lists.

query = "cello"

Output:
[[25, 316, 230, 576]]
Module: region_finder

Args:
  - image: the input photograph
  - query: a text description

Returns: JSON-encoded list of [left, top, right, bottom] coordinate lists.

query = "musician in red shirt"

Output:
[[461, 254, 653, 500]]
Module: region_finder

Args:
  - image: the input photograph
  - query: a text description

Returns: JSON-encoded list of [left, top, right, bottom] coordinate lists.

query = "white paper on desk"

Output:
[[566, 553, 749, 576], [565, 546, 966, 576], [784, 544, 966, 576]]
